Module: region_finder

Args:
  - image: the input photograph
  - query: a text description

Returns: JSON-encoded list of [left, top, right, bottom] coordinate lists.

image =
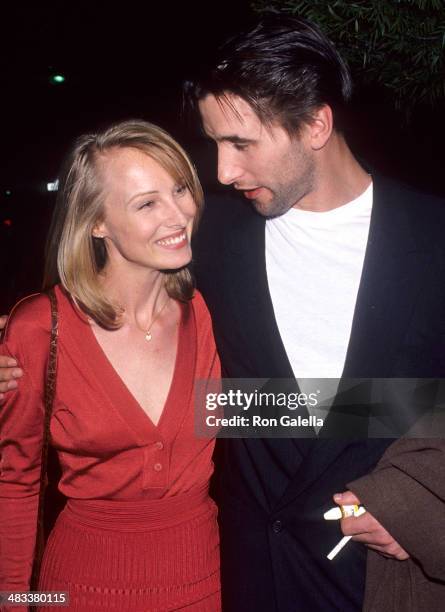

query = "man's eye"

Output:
[[139, 201, 154, 209], [234, 143, 248, 151]]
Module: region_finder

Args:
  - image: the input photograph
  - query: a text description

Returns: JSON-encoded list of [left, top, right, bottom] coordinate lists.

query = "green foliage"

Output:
[[251, 0, 445, 112]]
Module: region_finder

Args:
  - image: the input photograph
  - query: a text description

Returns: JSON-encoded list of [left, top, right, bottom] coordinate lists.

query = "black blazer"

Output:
[[193, 175, 445, 612]]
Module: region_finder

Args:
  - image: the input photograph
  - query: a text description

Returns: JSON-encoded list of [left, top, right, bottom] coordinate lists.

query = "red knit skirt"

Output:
[[37, 487, 220, 611]]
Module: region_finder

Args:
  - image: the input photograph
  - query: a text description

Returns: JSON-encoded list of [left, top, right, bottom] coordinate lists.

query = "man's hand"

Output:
[[333, 490, 410, 560], [0, 315, 23, 403]]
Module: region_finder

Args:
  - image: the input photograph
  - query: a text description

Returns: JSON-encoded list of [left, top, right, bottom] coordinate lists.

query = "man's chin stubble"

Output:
[[251, 198, 294, 219]]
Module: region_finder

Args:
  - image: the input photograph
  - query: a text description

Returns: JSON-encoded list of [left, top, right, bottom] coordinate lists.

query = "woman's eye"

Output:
[[139, 201, 154, 209], [175, 184, 187, 196]]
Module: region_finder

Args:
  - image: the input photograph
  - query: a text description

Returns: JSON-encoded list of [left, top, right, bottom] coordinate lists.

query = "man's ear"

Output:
[[307, 104, 333, 150]]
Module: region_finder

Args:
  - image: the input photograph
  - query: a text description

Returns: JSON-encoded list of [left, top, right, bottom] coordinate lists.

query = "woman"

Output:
[[0, 120, 221, 611]]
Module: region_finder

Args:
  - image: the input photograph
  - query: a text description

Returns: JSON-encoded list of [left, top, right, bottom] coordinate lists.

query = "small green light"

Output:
[[50, 74, 65, 84]]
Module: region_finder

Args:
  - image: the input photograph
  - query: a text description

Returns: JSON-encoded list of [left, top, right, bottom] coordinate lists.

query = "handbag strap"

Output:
[[30, 287, 59, 590]]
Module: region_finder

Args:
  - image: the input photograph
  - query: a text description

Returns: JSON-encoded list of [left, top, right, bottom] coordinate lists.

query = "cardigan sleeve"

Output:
[[347, 437, 445, 581], [0, 295, 50, 596]]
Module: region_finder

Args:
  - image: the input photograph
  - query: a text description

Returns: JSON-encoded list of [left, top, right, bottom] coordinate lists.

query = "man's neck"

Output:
[[293, 134, 371, 213]]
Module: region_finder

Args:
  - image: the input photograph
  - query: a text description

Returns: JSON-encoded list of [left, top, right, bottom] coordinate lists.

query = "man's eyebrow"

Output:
[[204, 134, 256, 144], [222, 135, 255, 144]]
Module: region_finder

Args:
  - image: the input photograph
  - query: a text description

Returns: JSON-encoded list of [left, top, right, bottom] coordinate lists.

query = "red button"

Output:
[[155, 441, 164, 450], [154, 463, 162, 472]]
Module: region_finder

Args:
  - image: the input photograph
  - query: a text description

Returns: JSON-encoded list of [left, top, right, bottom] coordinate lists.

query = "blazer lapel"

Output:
[[223, 208, 295, 379], [275, 439, 349, 511], [342, 175, 433, 378]]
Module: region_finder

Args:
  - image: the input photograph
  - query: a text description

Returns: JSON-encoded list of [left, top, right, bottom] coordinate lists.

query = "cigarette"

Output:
[[324, 504, 360, 520], [327, 535, 352, 560], [326, 506, 366, 560]]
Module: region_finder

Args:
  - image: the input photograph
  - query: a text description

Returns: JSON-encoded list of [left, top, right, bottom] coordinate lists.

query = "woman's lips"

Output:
[[156, 230, 188, 249]]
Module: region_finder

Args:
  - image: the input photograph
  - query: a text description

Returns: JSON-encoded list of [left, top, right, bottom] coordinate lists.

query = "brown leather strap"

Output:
[[30, 288, 58, 590]]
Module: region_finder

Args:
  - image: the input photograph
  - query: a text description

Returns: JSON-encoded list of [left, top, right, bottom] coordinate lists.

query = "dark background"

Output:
[[2, 2, 444, 312]]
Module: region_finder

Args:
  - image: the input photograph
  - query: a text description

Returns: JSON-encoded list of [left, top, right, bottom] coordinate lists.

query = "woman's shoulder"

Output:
[[190, 289, 217, 349], [0, 292, 55, 372], [190, 289, 213, 327], [189, 290, 220, 376], [3, 286, 71, 337], [1, 286, 70, 349], [4, 292, 52, 336]]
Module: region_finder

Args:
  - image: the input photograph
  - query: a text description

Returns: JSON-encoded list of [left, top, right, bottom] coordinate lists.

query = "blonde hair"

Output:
[[43, 119, 204, 329]]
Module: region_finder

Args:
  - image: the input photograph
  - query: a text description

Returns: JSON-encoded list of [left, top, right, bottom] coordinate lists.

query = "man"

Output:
[[2, 14, 445, 612], [185, 14, 445, 612]]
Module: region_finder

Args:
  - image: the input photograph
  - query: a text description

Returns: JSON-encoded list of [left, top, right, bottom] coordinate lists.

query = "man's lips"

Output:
[[242, 187, 264, 200], [156, 229, 188, 249]]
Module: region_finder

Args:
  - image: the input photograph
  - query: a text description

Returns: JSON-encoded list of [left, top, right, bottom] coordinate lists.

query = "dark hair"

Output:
[[185, 14, 352, 133]]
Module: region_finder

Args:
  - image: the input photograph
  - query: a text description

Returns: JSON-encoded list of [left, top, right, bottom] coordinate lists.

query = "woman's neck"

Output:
[[98, 264, 169, 329]]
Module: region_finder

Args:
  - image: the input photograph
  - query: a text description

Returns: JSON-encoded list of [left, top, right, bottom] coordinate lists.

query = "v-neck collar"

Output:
[[56, 285, 197, 445]]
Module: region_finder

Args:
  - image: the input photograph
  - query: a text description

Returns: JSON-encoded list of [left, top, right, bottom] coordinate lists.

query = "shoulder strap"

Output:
[[30, 287, 59, 590]]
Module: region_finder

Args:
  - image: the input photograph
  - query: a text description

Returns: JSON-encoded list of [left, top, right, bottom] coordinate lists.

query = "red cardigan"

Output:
[[0, 285, 220, 592]]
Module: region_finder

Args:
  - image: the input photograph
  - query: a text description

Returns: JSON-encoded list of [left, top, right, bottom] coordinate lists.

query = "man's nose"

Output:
[[217, 150, 243, 186]]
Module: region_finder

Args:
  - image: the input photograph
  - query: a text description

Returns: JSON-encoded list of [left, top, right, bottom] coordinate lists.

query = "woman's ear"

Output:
[[92, 221, 106, 239]]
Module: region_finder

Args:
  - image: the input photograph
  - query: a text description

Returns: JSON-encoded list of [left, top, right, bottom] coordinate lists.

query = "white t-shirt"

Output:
[[265, 183, 373, 416]]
